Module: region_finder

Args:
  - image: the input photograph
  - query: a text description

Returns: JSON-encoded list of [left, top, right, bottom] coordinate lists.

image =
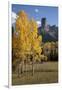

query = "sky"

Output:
[[12, 4, 58, 26]]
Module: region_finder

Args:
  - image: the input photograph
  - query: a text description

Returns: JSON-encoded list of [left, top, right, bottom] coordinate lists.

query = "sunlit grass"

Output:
[[12, 61, 58, 85]]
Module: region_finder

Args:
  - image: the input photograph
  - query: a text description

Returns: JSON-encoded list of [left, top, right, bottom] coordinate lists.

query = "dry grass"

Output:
[[12, 61, 58, 85]]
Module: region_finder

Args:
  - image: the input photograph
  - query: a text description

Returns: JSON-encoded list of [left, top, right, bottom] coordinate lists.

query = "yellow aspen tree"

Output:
[[16, 11, 31, 76], [30, 18, 42, 75], [14, 10, 42, 76]]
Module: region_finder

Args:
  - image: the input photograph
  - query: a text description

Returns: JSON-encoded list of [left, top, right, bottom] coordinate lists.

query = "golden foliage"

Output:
[[13, 10, 42, 61]]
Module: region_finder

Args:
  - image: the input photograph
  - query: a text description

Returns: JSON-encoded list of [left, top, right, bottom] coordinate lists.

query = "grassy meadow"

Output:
[[12, 61, 58, 85]]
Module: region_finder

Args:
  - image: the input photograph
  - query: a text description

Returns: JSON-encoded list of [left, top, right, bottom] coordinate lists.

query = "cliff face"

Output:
[[38, 26, 58, 42]]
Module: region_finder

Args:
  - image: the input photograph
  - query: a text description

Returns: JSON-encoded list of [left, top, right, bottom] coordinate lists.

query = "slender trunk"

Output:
[[18, 64, 20, 78], [21, 60, 24, 74], [17, 62, 22, 77], [32, 59, 34, 76], [25, 60, 27, 73], [26, 62, 27, 73]]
